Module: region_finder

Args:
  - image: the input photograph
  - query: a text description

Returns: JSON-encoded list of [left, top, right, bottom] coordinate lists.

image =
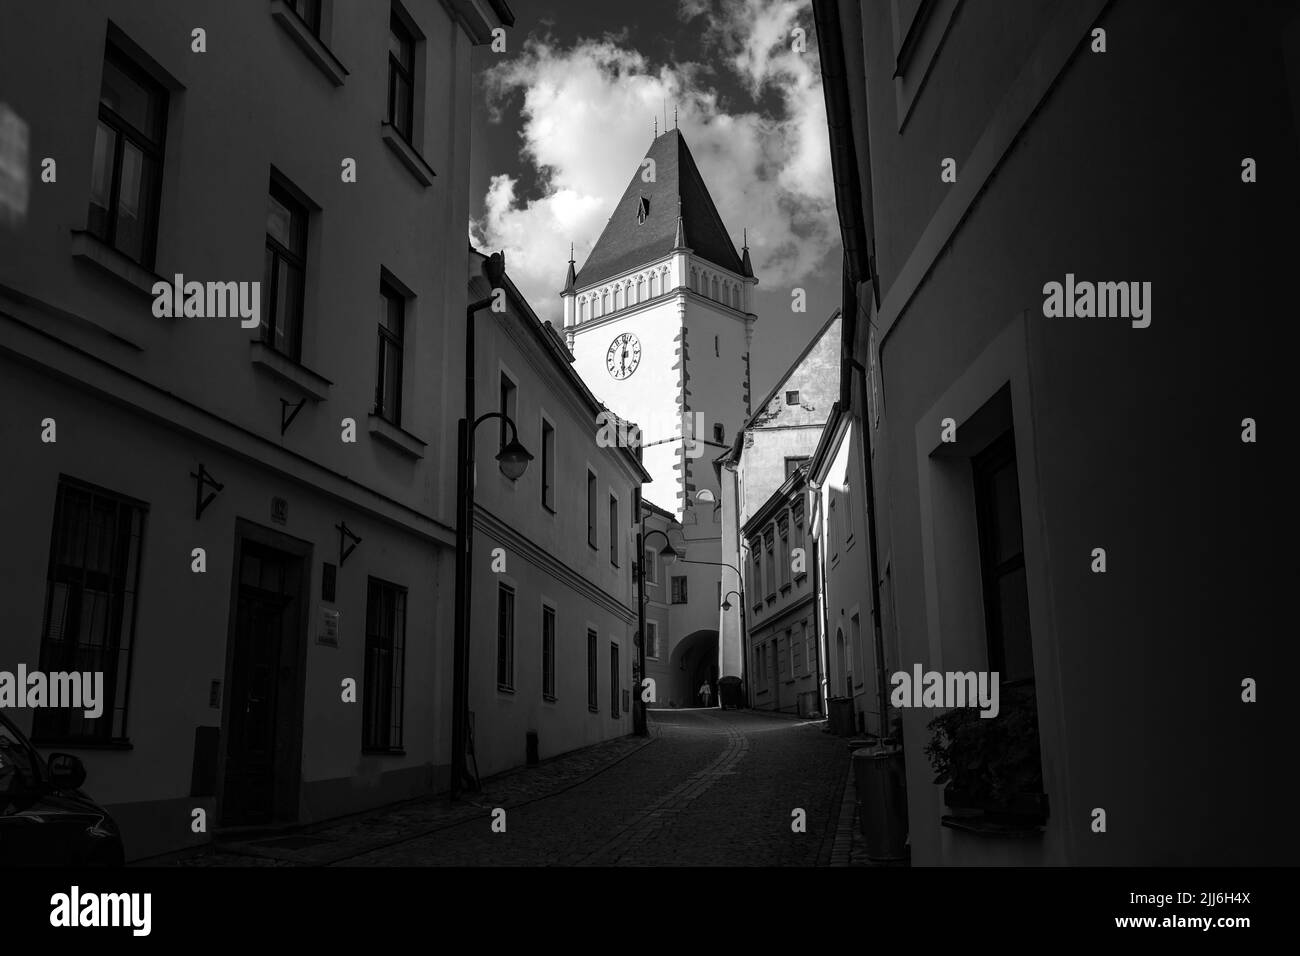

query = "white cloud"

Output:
[[470, 4, 836, 322]]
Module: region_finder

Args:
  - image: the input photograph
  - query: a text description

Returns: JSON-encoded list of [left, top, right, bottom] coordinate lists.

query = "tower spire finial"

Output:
[[654, 115, 657, 137], [674, 106, 678, 130]]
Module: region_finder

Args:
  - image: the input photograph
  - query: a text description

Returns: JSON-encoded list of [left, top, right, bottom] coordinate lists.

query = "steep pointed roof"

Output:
[[574, 129, 745, 289]]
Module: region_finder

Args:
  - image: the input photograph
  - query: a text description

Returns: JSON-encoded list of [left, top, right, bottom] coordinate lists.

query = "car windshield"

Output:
[[0, 716, 41, 798]]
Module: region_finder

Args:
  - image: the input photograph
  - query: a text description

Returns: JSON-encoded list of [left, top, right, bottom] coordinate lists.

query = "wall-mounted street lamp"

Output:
[[451, 252, 532, 802], [635, 526, 677, 736]]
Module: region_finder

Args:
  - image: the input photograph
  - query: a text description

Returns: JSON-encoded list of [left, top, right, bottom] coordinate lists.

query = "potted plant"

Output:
[[923, 683, 1048, 825]]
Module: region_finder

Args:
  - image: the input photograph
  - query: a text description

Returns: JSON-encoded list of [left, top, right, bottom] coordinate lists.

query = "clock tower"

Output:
[[563, 129, 757, 526]]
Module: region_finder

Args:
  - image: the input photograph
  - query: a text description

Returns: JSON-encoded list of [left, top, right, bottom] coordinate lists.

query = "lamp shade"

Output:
[[496, 437, 533, 480]]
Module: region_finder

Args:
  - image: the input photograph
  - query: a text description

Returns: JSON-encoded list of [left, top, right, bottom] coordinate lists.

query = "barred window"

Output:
[[363, 577, 406, 751], [33, 477, 146, 744]]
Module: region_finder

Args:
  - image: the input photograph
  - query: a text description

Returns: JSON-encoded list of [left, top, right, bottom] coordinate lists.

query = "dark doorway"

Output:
[[221, 530, 308, 827]]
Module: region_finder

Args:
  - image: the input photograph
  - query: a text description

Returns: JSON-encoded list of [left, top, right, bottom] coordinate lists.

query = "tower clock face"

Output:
[[607, 332, 642, 380]]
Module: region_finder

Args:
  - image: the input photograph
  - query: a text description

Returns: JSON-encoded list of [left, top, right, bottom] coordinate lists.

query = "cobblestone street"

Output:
[[170, 709, 853, 867]]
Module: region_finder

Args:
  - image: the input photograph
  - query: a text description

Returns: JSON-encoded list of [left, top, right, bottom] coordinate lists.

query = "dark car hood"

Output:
[[4, 787, 113, 824]]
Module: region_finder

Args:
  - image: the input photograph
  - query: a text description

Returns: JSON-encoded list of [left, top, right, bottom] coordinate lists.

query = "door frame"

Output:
[[216, 518, 313, 828]]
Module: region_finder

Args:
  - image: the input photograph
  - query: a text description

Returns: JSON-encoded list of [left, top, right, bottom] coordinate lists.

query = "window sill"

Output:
[[361, 747, 406, 757], [588, 706, 600, 714], [70, 229, 162, 298], [250, 341, 332, 400], [30, 737, 133, 751], [381, 122, 436, 187], [368, 413, 426, 460], [940, 814, 1046, 839], [270, 0, 348, 86], [542, 503, 556, 515], [794, 572, 808, 583], [497, 685, 515, 695], [756, 689, 769, 697], [780, 583, 792, 595]]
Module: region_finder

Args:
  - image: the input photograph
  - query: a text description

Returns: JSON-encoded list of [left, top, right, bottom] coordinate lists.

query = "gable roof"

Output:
[[743, 308, 841, 432], [573, 129, 746, 289]]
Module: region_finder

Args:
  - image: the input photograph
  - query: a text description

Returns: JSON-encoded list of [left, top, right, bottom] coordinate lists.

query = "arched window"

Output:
[[711, 276, 719, 300], [580, 298, 588, 321], [637, 276, 645, 301], [615, 285, 624, 310], [603, 289, 611, 313], [691, 269, 698, 292], [649, 272, 658, 297]]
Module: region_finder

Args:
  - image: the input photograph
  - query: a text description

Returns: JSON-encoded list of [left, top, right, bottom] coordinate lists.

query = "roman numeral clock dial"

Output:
[[606, 332, 641, 380]]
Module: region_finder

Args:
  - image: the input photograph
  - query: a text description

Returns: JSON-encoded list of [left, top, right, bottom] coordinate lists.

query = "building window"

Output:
[[587, 628, 599, 711], [610, 642, 621, 716], [374, 279, 405, 425], [498, 372, 516, 454], [670, 575, 688, 604], [289, 0, 322, 35], [764, 530, 776, 596], [541, 419, 555, 511], [973, 431, 1035, 684], [785, 390, 800, 405], [757, 642, 768, 683], [587, 470, 598, 548], [88, 43, 169, 268], [645, 620, 660, 660], [778, 517, 790, 587], [262, 175, 309, 361], [32, 478, 145, 744], [713, 423, 725, 443], [844, 480, 854, 544], [785, 456, 810, 479], [362, 577, 406, 751], [541, 604, 556, 701], [644, 546, 658, 585], [792, 501, 806, 576], [387, 7, 416, 142], [609, 494, 619, 566], [829, 498, 839, 558], [779, 631, 790, 679], [496, 583, 515, 691]]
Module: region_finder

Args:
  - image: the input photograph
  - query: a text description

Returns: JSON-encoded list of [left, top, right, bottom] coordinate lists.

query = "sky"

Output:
[[468, 0, 842, 399]]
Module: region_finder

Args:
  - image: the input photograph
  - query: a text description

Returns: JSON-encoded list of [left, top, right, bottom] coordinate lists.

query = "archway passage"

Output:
[[667, 629, 719, 708]]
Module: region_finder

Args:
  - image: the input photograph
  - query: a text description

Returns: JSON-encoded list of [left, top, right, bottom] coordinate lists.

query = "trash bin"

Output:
[[828, 697, 854, 736], [718, 676, 743, 709], [852, 743, 908, 862]]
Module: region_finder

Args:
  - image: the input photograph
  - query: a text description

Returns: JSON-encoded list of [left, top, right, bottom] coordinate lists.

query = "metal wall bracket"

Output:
[[280, 397, 306, 435], [336, 521, 362, 566], [190, 464, 224, 521]]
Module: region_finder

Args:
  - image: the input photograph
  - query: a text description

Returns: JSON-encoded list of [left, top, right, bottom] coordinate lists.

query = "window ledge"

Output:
[[270, 1, 348, 86], [250, 341, 332, 400], [543, 694, 557, 703], [780, 583, 792, 595], [940, 815, 1046, 839], [381, 122, 436, 187], [368, 413, 426, 460], [794, 572, 808, 583], [497, 685, 515, 695], [361, 747, 406, 757], [588, 706, 600, 714], [70, 230, 162, 298]]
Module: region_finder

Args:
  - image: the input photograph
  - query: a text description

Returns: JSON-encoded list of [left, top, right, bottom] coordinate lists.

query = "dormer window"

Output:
[[636, 195, 650, 224]]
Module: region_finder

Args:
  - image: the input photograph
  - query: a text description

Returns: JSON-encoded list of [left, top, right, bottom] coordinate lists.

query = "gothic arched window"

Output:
[[649, 272, 658, 297], [711, 276, 719, 300], [603, 289, 611, 312]]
